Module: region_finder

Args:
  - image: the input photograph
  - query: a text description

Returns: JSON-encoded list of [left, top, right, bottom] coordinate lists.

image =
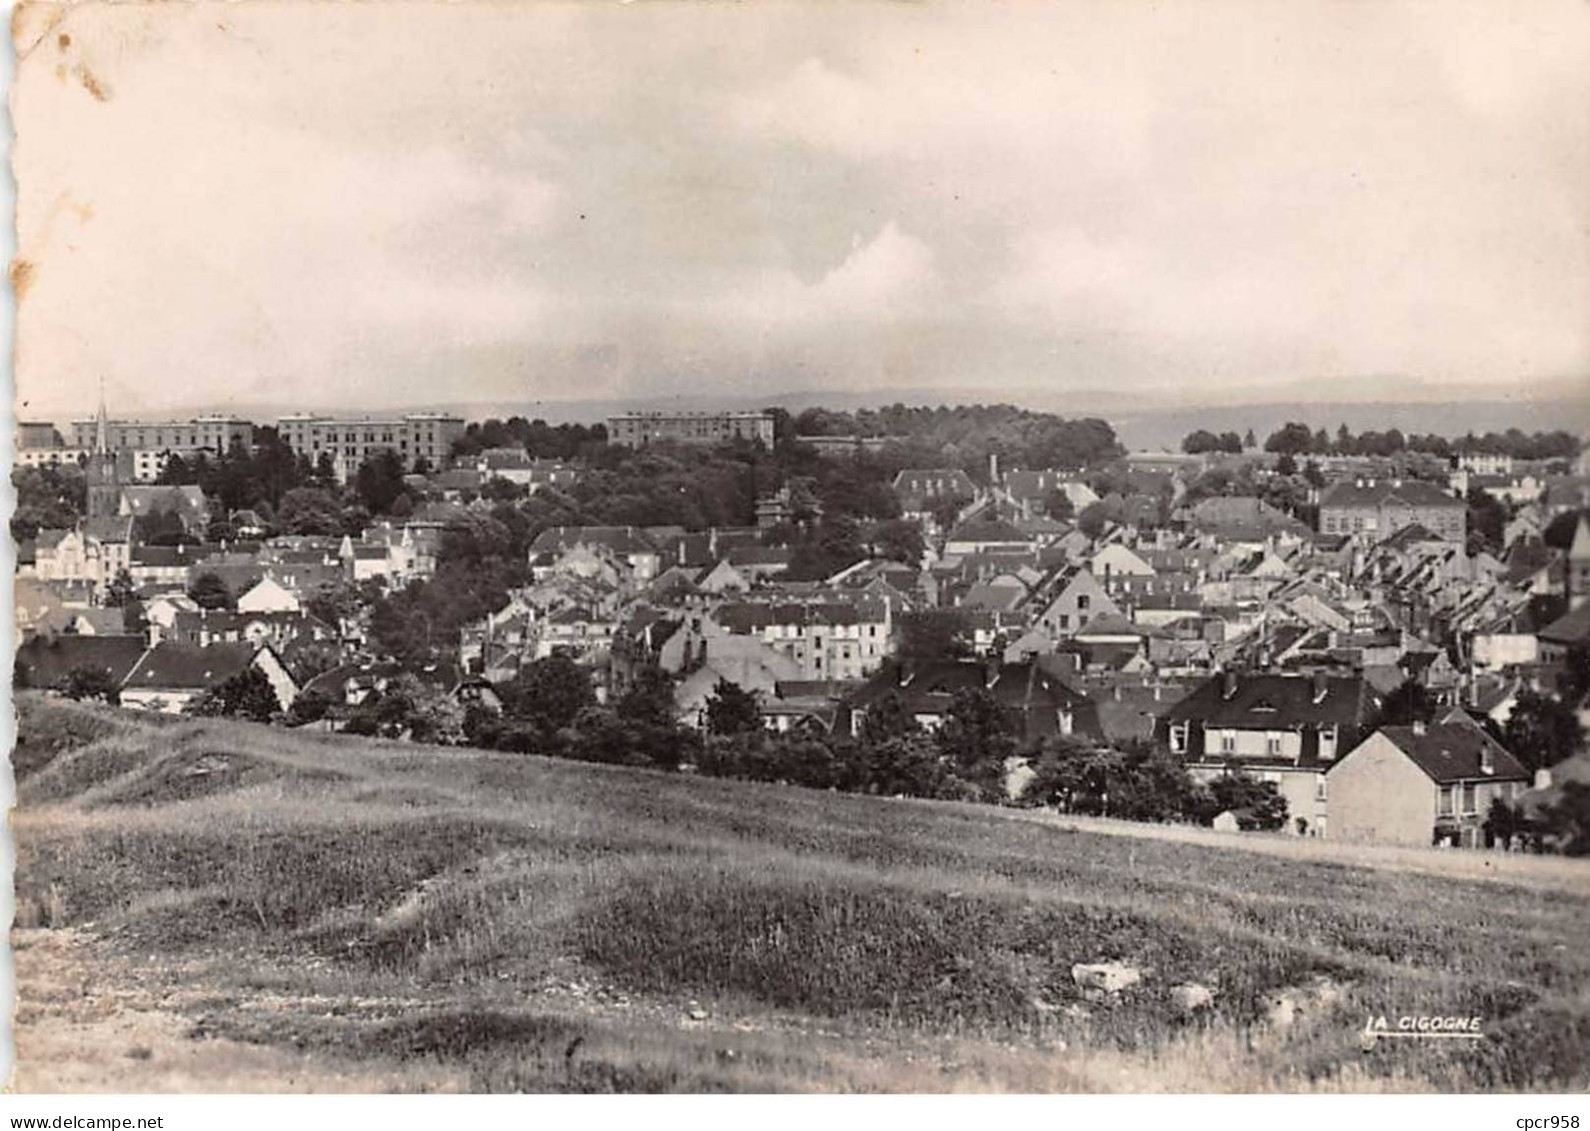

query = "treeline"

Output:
[[276, 655, 1293, 829], [1181, 429, 1253, 455], [790, 404, 1123, 478], [449, 417, 608, 461], [1256, 423, 1581, 460]]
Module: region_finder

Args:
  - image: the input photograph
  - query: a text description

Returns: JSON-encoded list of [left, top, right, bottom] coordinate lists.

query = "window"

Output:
[[1078, 594, 1091, 611], [1462, 782, 1477, 815], [1265, 733, 1282, 757], [1219, 732, 1236, 755], [1438, 786, 1454, 816], [1315, 777, 1328, 802], [1169, 723, 1188, 754]]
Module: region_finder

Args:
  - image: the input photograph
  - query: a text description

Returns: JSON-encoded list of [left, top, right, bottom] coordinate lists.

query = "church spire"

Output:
[[94, 377, 109, 455]]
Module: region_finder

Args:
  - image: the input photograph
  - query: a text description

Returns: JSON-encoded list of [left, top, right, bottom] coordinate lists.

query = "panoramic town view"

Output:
[[13, 398, 1590, 1090], [7, 0, 1589, 1103]]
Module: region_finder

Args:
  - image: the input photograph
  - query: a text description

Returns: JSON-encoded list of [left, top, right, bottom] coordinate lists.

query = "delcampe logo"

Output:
[[1360, 1014, 1487, 1050]]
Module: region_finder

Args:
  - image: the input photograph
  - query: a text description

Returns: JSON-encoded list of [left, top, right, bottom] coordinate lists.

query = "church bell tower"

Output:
[[85, 379, 124, 522]]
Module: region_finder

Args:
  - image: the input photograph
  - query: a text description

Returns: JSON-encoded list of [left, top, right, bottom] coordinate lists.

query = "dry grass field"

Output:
[[10, 693, 1590, 1093]]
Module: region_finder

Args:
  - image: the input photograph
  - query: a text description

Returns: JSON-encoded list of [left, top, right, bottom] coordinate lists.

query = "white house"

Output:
[[236, 574, 302, 614]]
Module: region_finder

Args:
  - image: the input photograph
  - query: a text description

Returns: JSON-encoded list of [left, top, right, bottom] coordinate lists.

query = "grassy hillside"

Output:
[[11, 694, 1590, 1092]]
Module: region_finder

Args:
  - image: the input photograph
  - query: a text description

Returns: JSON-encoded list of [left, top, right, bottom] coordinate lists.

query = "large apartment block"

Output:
[[64, 415, 255, 482], [1317, 478, 1466, 543], [15, 422, 86, 471], [606, 410, 776, 449], [277, 412, 466, 481], [68, 415, 255, 456]]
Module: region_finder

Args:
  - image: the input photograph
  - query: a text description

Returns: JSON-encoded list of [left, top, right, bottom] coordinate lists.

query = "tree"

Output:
[[1502, 689, 1585, 773], [1542, 782, 1590, 856], [344, 674, 464, 744], [1275, 452, 1297, 477], [617, 663, 677, 729], [935, 688, 1017, 799], [133, 509, 193, 546], [1243, 429, 1256, 450], [870, 518, 925, 566], [705, 678, 762, 737], [11, 463, 87, 542], [1264, 422, 1315, 455], [897, 609, 974, 660], [928, 494, 969, 533], [104, 569, 137, 609], [481, 476, 527, 503], [1182, 430, 1223, 455], [862, 732, 954, 799], [1202, 773, 1289, 830], [61, 666, 119, 704], [1042, 487, 1075, 522], [187, 572, 233, 611], [275, 487, 345, 536], [1371, 679, 1438, 729], [1558, 644, 1590, 706], [1076, 501, 1110, 539], [189, 666, 280, 722], [859, 687, 921, 745], [1465, 485, 1507, 555], [285, 686, 333, 727], [1483, 797, 1529, 851], [306, 579, 364, 630], [502, 654, 596, 736]]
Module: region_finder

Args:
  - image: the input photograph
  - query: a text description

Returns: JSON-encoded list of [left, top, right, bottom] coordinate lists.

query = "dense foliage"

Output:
[[1258, 422, 1580, 461]]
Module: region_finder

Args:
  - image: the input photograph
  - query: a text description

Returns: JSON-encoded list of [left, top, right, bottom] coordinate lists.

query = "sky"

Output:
[[11, 0, 1590, 422]]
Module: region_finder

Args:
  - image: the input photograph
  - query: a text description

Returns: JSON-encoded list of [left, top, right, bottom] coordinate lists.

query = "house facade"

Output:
[[1326, 719, 1530, 847], [1157, 671, 1383, 836], [1318, 479, 1465, 543]]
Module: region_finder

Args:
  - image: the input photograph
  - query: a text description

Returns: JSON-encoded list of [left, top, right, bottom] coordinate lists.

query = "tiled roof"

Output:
[[1160, 672, 1379, 730], [1373, 723, 1529, 783], [15, 636, 149, 689], [529, 525, 658, 556], [715, 601, 886, 632], [1319, 480, 1461, 509], [1539, 602, 1590, 646], [122, 642, 259, 691], [947, 518, 1031, 543]]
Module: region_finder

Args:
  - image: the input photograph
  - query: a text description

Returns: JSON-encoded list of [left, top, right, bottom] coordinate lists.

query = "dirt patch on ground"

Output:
[[8, 929, 463, 1093]]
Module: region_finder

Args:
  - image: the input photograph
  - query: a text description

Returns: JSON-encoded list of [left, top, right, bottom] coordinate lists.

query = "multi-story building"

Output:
[[606, 410, 775, 449], [1157, 671, 1384, 837], [276, 413, 466, 482], [1326, 719, 1529, 848], [706, 599, 895, 682], [16, 421, 65, 449], [1456, 452, 1514, 476], [1317, 478, 1466, 543], [67, 414, 255, 481]]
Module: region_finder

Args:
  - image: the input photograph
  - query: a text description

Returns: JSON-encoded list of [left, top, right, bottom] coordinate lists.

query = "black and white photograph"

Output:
[[6, 0, 1590, 1102]]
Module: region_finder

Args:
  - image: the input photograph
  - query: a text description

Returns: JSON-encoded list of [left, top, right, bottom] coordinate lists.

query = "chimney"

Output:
[[1221, 669, 1239, 700], [989, 452, 1000, 486], [1480, 743, 1494, 776], [1411, 718, 1427, 736]]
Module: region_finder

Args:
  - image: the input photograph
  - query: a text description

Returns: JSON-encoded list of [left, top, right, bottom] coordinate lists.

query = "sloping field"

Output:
[[10, 694, 1590, 1092]]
